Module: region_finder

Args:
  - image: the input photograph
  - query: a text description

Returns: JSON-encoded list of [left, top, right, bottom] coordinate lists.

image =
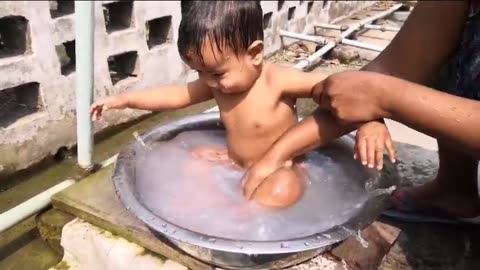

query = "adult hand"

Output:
[[316, 71, 393, 124]]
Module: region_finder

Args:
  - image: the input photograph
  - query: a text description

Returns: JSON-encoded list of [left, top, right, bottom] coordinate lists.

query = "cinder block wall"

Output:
[[0, 0, 373, 178]]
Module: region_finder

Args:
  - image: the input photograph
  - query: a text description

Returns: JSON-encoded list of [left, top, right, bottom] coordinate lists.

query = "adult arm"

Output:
[[268, 72, 480, 162], [261, 1, 472, 161], [362, 1, 469, 82]]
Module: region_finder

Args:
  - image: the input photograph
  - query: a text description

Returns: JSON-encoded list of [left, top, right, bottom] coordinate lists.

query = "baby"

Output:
[[90, 1, 395, 208]]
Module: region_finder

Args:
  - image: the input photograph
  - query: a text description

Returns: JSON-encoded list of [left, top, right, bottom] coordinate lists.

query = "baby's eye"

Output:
[[212, 72, 224, 78]]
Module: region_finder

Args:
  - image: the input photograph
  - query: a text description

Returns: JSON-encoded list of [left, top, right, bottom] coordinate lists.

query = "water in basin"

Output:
[[135, 129, 370, 241]]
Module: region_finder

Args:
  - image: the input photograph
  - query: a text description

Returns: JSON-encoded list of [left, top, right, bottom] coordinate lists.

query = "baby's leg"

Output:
[[181, 150, 239, 209], [251, 165, 305, 208]]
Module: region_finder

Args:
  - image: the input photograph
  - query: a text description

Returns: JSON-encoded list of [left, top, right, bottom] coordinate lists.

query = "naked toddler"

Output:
[[90, 1, 395, 208]]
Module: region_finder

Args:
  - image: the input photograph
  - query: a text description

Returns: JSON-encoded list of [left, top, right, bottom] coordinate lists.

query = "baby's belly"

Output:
[[226, 134, 279, 167]]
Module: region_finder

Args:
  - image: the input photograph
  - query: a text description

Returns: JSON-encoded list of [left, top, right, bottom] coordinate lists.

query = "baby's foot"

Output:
[[191, 145, 241, 169], [192, 145, 228, 162]]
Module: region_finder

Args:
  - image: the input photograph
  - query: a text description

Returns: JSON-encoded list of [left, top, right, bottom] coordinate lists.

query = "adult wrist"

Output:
[[376, 74, 399, 119]]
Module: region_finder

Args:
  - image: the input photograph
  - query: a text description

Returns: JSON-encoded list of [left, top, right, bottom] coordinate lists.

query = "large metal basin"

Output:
[[112, 112, 398, 269]]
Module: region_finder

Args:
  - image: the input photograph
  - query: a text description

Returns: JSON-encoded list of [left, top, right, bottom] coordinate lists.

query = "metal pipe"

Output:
[[75, 1, 95, 169], [0, 180, 76, 232], [279, 30, 326, 44], [313, 23, 348, 31], [294, 3, 403, 70], [341, 38, 384, 52], [364, 24, 400, 32]]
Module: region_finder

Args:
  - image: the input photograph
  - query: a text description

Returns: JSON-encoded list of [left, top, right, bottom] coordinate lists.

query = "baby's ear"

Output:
[[247, 40, 264, 66]]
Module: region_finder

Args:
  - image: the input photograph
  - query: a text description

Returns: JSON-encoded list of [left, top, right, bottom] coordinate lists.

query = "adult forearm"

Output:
[[385, 76, 480, 158]]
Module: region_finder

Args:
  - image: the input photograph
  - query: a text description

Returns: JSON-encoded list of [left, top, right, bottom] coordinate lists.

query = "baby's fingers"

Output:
[[375, 139, 384, 170], [385, 138, 396, 163], [355, 138, 367, 166], [367, 137, 376, 169]]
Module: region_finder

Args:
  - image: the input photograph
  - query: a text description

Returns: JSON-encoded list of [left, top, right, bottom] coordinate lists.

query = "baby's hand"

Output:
[[89, 95, 128, 121], [354, 121, 396, 170]]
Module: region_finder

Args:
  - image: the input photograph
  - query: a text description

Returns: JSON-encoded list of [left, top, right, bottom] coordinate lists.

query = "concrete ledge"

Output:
[[49, 218, 187, 270]]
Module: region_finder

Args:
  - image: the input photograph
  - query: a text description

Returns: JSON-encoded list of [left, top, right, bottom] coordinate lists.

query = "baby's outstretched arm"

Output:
[[90, 79, 213, 121]]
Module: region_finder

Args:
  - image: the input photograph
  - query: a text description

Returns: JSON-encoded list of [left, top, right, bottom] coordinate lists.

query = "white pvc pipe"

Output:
[[0, 2, 97, 233], [293, 3, 403, 70], [314, 23, 348, 31], [279, 30, 326, 44], [293, 42, 336, 70], [0, 180, 76, 232], [341, 38, 385, 52], [75, 1, 95, 169], [364, 24, 400, 32]]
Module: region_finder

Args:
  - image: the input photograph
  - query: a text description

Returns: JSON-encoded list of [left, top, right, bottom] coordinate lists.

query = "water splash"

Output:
[[364, 173, 382, 191], [322, 233, 332, 239], [368, 185, 396, 197], [355, 230, 369, 248], [340, 226, 368, 248], [133, 131, 147, 147]]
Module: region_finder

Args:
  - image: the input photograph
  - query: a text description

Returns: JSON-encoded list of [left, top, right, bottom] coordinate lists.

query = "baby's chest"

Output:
[[223, 102, 296, 136]]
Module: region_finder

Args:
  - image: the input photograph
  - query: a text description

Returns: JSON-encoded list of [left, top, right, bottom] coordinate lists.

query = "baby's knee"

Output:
[[252, 167, 305, 208]]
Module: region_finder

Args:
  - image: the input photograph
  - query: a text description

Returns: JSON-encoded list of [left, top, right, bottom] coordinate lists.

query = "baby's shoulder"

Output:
[[263, 62, 296, 87]]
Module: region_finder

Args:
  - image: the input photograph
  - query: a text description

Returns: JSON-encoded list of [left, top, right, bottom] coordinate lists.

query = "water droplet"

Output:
[[322, 233, 332, 239], [355, 230, 369, 248], [315, 235, 322, 240], [369, 185, 396, 196], [280, 242, 289, 248], [304, 242, 311, 247], [208, 238, 216, 243]]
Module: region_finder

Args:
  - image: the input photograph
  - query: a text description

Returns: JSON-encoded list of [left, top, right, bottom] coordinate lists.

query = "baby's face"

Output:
[[186, 39, 262, 94]]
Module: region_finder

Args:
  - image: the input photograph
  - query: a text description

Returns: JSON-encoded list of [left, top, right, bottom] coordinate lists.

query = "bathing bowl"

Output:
[[112, 112, 399, 269]]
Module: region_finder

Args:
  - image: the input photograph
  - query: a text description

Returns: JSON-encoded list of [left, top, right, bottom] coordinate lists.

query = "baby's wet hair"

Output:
[[178, 1, 264, 65]]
